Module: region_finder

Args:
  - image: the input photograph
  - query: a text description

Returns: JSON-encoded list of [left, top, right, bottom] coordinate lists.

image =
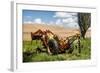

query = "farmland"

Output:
[[22, 24, 91, 62]]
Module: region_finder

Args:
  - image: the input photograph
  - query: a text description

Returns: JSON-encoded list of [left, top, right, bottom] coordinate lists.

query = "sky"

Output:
[[22, 10, 79, 28]]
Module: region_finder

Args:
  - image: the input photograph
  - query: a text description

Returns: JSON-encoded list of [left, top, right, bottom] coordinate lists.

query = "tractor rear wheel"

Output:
[[48, 39, 59, 55]]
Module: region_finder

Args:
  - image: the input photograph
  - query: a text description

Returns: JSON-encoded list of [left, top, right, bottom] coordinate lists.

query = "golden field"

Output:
[[23, 24, 90, 41]]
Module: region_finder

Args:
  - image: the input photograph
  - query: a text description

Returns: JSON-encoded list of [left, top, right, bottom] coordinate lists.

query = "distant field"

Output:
[[23, 24, 91, 41], [23, 24, 81, 41]]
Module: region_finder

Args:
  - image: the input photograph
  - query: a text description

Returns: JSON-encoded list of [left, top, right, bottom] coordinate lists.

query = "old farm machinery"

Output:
[[30, 29, 81, 55]]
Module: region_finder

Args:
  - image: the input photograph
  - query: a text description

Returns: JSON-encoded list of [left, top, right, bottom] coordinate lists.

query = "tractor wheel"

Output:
[[48, 39, 59, 55]]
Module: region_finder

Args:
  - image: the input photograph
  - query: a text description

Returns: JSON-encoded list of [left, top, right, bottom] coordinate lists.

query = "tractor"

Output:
[[31, 29, 81, 55]]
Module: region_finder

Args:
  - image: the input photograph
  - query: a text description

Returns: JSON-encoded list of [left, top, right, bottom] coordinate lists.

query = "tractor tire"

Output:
[[48, 39, 59, 55]]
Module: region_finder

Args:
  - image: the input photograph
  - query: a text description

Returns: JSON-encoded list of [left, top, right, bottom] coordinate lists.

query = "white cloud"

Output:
[[54, 12, 77, 18], [53, 11, 78, 28], [56, 19, 62, 24], [34, 18, 43, 24], [48, 19, 63, 27], [49, 21, 54, 25], [64, 22, 79, 28], [54, 12, 71, 18], [23, 16, 33, 24], [62, 18, 74, 23], [25, 16, 32, 19], [24, 18, 45, 24], [24, 12, 78, 29], [24, 16, 32, 20], [24, 21, 33, 24], [55, 19, 63, 27], [62, 18, 79, 28], [73, 17, 78, 22]]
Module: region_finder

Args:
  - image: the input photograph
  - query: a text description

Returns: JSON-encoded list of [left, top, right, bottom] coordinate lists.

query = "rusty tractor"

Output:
[[31, 29, 81, 55]]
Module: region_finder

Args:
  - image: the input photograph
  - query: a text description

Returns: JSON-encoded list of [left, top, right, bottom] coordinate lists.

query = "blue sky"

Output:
[[22, 10, 79, 28]]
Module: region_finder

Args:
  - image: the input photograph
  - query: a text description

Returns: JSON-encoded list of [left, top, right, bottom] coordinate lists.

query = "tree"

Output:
[[78, 13, 91, 38]]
